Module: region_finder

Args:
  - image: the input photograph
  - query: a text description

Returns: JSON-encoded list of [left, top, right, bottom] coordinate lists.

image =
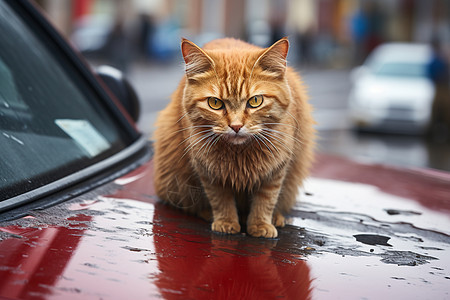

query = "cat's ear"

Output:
[[256, 37, 289, 78], [181, 38, 214, 78]]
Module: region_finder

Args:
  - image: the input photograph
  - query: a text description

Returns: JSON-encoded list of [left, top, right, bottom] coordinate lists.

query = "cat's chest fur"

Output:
[[190, 137, 290, 191]]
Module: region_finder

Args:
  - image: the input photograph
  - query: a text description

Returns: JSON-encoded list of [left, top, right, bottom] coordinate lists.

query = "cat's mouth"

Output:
[[222, 131, 252, 145]]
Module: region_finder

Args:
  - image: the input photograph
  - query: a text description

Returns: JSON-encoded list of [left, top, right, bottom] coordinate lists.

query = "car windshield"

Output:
[[372, 62, 427, 78], [0, 1, 136, 203]]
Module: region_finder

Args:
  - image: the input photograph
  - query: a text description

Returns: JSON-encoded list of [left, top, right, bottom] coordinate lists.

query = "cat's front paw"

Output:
[[212, 219, 241, 234], [247, 222, 278, 238], [272, 211, 286, 228]]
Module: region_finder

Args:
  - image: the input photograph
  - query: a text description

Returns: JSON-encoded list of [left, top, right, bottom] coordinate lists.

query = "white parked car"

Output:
[[348, 43, 435, 134]]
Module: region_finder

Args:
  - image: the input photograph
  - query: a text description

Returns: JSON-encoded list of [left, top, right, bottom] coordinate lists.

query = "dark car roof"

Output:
[[0, 154, 449, 299]]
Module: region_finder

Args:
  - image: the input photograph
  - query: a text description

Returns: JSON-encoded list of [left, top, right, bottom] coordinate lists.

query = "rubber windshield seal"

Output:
[[0, 136, 150, 214]]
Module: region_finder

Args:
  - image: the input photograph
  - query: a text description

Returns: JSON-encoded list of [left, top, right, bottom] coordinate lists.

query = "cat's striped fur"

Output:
[[153, 37, 315, 238]]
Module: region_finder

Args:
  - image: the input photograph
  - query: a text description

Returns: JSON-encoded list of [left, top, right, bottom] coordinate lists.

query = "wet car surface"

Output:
[[1, 1, 449, 299], [1, 155, 449, 299]]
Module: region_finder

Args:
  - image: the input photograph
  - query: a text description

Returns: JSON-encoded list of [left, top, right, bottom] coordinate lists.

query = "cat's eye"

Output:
[[207, 97, 224, 110], [247, 95, 264, 108]]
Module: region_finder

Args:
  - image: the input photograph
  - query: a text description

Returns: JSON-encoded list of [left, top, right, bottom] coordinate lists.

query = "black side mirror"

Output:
[[96, 65, 140, 122]]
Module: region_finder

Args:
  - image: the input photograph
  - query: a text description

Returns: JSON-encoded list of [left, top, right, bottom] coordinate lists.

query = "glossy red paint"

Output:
[[151, 202, 312, 299], [0, 154, 449, 299], [0, 216, 90, 299], [312, 154, 450, 213]]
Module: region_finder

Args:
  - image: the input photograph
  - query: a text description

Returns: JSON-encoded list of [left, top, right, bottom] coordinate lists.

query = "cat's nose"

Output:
[[229, 124, 243, 133]]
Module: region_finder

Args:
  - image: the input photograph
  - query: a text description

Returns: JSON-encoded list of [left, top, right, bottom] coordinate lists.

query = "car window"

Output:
[[0, 1, 137, 203], [372, 62, 427, 78]]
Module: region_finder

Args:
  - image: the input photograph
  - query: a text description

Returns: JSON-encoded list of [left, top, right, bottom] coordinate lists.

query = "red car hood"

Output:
[[0, 154, 449, 299]]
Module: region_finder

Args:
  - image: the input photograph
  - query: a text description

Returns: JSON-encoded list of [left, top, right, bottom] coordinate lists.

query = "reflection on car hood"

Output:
[[0, 155, 449, 299]]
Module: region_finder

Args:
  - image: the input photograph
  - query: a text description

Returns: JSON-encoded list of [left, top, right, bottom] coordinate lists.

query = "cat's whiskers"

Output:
[[254, 134, 276, 158], [175, 112, 189, 124], [206, 135, 221, 156], [173, 124, 214, 135], [180, 131, 216, 160], [262, 122, 297, 129], [251, 135, 264, 152], [178, 128, 214, 146], [261, 127, 304, 146], [286, 111, 300, 127], [253, 134, 271, 156], [265, 117, 312, 142], [185, 131, 214, 151], [247, 125, 277, 157], [259, 130, 294, 155], [194, 133, 218, 159]]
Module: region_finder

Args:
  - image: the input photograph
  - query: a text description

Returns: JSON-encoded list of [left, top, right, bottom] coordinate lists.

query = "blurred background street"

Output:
[[35, 0, 450, 171]]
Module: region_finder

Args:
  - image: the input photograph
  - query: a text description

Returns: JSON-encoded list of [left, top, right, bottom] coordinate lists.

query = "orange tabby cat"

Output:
[[153, 37, 315, 238]]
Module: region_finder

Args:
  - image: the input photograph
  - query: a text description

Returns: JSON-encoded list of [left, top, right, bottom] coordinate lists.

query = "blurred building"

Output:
[[35, 0, 450, 68]]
